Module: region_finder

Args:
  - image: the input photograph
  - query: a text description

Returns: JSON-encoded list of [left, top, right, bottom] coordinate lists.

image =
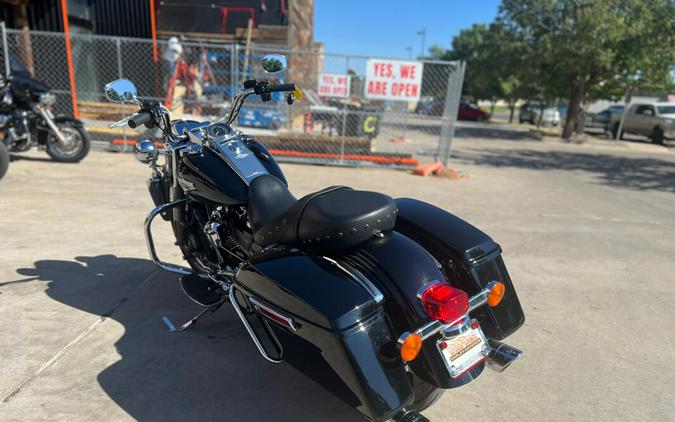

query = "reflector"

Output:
[[487, 281, 506, 307], [400, 332, 423, 361]]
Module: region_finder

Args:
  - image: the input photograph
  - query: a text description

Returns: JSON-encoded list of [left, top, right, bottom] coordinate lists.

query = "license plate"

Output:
[[437, 326, 489, 378]]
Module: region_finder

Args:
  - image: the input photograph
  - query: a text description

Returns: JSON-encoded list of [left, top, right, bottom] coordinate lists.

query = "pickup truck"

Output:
[[610, 102, 675, 144]]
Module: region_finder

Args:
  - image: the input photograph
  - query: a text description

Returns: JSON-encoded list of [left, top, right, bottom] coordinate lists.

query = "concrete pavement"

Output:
[[1, 129, 674, 421]]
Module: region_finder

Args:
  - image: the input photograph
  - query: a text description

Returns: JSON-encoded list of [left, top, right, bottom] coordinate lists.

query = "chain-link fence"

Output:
[[0, 25, 464, 168]]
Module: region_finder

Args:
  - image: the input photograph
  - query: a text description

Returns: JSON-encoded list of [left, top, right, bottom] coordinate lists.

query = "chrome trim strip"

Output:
[[144, 199, 192, 275], [249, 297, 298, 332], [229, 287, 283, 364], [321, 257, 384, 303]]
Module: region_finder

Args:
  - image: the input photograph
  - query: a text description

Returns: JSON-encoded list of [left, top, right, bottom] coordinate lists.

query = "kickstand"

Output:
[[162, 298, 226, 333]]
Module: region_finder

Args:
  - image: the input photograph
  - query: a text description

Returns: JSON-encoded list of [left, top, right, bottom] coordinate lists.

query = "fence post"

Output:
[[437, 60, 465, 167], [116, 38, 123, 78], [115, 37, 129, 151], [59, 0, 79, 119], [231, 43, 239, 98], [1, 21, 9, 79], [338, 56, 351, 164]]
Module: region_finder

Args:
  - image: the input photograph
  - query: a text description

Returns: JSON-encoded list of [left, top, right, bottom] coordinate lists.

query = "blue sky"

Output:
[[314, 0, 501, 59]]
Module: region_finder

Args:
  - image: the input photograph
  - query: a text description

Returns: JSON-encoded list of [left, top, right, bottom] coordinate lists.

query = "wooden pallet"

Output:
[[78, 101, 139, 120], [255, 133, 372, 154]]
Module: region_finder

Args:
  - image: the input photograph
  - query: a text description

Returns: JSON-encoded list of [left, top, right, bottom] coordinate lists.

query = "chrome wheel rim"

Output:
[[48, 125, 83, 158]]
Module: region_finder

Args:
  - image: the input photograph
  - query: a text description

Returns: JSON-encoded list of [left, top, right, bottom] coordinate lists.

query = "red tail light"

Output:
[[419, 282, 469, 324]]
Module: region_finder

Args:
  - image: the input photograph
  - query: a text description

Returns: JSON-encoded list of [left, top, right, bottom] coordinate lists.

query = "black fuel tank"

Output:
[[180, 147, 248, 204], [179, 141, 287, 205]]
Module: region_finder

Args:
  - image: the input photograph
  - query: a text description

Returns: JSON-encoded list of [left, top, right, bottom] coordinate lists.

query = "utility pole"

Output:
[[416, 27, 426, 58]]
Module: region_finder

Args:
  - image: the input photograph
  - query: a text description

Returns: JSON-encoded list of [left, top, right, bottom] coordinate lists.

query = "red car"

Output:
[[458, 101, 491, 121]]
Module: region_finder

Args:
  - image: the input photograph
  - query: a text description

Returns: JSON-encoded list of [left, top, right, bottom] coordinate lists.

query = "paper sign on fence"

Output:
[[364, 59, 423, 101], [318, 73, 351, 98]]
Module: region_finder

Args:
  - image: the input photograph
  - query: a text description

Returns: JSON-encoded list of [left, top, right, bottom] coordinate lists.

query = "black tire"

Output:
[[652, 127, 664, 145], [518, 117, 524, 124], [46, 123, 90, 163], [408, 374, 445, 413], [0, 142, 9, 180], [611, 123, 624, 140]]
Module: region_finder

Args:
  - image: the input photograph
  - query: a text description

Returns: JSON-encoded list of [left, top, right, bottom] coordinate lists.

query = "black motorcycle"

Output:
[[0, 61, 90, 180], [104, 54, 525, 422]]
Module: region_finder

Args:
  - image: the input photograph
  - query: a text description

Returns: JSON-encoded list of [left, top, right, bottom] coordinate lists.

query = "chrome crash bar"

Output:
[[144, 198, 192, 275]]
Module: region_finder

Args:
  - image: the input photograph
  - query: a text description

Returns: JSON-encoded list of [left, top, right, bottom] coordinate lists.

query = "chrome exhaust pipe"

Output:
[[487, 339, 522, 372]]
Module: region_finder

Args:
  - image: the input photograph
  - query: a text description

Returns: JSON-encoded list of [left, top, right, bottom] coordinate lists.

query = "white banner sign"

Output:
[[364, 59, 423, 101], [318, 73, 351, 98]]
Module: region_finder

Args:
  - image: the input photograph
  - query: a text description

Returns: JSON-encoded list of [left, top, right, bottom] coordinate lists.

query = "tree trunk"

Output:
[[508, 100, 515, 123], [490, 99, 495, 115], [562, 85, 585, 139], [536, 102, 547, 128]]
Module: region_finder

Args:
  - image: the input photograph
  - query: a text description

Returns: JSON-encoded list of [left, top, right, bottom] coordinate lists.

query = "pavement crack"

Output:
[[0, 270, 159, 405]]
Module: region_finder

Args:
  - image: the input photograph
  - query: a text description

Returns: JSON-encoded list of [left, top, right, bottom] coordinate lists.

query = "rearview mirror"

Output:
[[104, 78, 138, 103], [261, 54, 287, 74]]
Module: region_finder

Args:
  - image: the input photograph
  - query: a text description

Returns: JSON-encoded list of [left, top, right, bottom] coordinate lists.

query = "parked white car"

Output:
[[519, 103, 561, 126], [610, 102, 675, 144]]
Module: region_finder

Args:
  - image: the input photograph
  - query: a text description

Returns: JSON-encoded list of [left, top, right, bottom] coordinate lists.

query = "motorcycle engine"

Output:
[[0, 114, 10, 128]]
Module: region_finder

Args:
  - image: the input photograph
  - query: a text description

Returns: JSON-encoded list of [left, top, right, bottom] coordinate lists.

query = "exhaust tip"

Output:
[[393, 409, 430, 422], [487, 339, 522, 372]]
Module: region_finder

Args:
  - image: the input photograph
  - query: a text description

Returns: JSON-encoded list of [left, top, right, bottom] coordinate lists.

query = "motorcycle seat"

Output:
[[248, 175, 397, 251]]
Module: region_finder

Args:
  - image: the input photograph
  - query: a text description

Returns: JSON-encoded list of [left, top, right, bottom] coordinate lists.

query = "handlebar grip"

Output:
[[268, 83, 296, 93], [128, 111, 152, 129]]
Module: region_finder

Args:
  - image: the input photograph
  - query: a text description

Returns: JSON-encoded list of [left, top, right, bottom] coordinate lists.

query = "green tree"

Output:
[[499, 0, 675, 139]]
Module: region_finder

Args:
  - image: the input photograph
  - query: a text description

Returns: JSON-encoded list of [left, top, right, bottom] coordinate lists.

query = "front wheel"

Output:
[[46, 123, 90, 163], [0, 142, 9, 180]]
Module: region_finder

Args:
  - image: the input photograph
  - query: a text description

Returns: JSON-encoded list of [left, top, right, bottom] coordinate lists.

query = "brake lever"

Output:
[[109, 115, 132, 128]]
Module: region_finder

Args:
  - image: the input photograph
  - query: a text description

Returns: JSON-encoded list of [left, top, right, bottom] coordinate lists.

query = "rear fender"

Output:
[[342, 232, 485, 389], [393, 198, 525, 340]]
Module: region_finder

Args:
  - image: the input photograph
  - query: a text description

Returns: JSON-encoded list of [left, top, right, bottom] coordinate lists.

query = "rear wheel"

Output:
[[408, 374, 445, 413], [46, 123, 90, 162], [652, 127, 664, 145], [0, 142, 9, 180]]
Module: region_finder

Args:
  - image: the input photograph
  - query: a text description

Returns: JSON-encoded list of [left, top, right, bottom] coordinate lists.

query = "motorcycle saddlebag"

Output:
[[233, 249, 414, 421], [394, 198, 525, 339]]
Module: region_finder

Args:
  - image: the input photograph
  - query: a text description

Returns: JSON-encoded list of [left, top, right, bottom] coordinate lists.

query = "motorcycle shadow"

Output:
[[9, 154, 54, 163], [14, 255, 364, 422]]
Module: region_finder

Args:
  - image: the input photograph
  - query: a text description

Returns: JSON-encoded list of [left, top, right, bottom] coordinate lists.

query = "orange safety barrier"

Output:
[[412, 161, 443, 177], [109, 139, 417, 166], [111, 139, 164, 149], [267, 149, 418, 166]]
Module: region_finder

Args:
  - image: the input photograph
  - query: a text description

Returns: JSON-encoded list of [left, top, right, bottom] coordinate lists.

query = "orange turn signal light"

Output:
[[487, 281, 506, 307], [400, 333, 423, 362]]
